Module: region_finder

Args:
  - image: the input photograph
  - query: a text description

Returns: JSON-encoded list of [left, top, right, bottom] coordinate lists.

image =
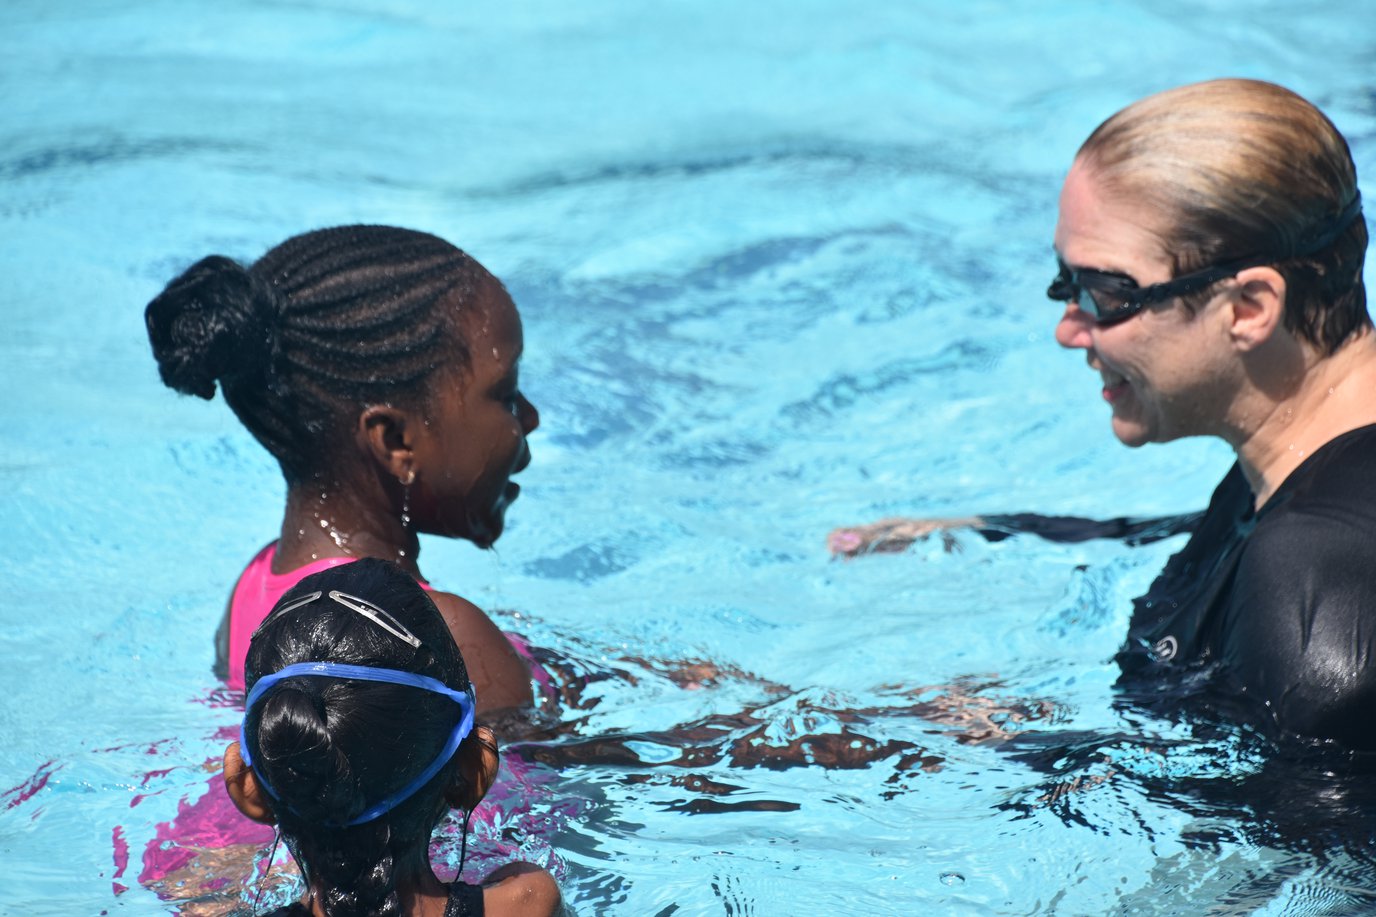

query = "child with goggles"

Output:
[[224, 557, 562, 917]]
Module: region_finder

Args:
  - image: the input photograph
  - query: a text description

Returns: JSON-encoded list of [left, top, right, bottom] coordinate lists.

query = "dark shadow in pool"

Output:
[[997, 700, 1376, 912], [508, 641, 1060, 814]]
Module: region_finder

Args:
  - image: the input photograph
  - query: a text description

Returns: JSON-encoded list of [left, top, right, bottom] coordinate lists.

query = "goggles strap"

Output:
[[240, 662, 476, 826]]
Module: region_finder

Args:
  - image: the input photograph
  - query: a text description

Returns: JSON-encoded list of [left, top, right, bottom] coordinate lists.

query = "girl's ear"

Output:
[[446, 725, 500, 812], [224, 742, 277, 825], [358, 405, 419, 484]]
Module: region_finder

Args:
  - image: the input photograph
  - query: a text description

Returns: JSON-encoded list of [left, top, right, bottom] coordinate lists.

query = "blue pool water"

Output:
[[3, 1, 1375, 913]]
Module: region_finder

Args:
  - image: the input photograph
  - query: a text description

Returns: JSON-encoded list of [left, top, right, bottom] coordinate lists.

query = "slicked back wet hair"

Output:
[[1077, 79, 1368, 354], [145, 225, 486, 483]]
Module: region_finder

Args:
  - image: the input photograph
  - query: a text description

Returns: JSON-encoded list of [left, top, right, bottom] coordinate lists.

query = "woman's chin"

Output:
[[1110, 416, 1153, 449], [1108, 393, 1161, 447]]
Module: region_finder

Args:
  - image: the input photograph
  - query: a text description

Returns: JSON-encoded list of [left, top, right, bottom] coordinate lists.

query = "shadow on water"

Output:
[[504, 640, 1068, 815], [507, 631, 1376, 913], [998, 688, 1376, 913]]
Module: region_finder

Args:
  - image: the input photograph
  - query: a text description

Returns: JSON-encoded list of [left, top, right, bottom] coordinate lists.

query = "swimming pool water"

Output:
[[3, 1, 1375, 914]]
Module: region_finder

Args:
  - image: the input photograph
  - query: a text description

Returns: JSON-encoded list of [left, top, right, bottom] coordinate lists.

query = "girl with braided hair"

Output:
[[224, 557, 561, 917], [145, 225, 542, 713], [135, 228, 561, 912]]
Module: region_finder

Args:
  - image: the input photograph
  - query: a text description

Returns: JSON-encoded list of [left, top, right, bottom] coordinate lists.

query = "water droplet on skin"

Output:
[[939, 872, 965, 887]]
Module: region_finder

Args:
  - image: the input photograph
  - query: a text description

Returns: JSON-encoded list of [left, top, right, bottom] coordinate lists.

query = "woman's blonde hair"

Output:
[[1078, 78, 1367, 353]]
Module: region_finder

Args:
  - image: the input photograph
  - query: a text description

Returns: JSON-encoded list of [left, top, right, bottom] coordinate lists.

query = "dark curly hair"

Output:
[[145, 225, 488, 483], [243, 558, 473, 917]]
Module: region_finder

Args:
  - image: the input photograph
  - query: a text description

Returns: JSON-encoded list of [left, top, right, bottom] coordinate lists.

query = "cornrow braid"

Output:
[[145, 225, 485, 483]]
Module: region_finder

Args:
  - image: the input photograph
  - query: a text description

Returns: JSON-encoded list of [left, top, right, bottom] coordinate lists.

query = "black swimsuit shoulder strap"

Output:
[[444, 881, 485, 917]]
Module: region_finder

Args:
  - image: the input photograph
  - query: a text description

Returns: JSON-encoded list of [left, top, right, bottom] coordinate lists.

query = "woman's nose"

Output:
[[1054, 301, 1095, 350]]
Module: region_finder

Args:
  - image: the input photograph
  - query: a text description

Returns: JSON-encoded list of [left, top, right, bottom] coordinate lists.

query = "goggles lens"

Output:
[[1047, 261, 1143, 325]]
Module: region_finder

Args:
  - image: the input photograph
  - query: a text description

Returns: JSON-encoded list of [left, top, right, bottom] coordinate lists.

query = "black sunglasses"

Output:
[[1046, 253, 1272, 325]]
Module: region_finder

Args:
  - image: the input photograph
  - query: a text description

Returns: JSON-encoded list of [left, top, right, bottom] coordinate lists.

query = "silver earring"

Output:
[[400, 471, 414, 529]]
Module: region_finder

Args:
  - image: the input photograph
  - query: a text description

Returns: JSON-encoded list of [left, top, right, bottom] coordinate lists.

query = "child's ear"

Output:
[[358, 405, 419, 484], [224, 742, 277, 825], [446, 725, 500, 812]]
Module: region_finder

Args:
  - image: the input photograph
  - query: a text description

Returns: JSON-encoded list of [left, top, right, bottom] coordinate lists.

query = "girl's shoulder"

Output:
[[477, 865, 563, 917], [426, 589, 534, 712]]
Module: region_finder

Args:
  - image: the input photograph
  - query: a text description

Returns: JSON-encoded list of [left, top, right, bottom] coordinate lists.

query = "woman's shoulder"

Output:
[[1259, 424, 1376, 535], [1279, 422, 1376, 503]]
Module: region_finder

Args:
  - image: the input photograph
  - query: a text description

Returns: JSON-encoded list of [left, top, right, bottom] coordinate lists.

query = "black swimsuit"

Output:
[[983, 424, 1376, 750], [263, 881, 483, 917]]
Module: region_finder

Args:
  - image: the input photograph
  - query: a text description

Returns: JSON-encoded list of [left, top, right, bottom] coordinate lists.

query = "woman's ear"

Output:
[[1228, 266, 1288, 352], [358, 405, 419, 484], [446, 725, 500, 812], [224, 742, 277, 825]]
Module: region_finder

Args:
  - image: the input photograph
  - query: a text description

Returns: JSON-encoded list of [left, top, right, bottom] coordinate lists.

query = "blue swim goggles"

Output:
[[239, 591, 476, 827]]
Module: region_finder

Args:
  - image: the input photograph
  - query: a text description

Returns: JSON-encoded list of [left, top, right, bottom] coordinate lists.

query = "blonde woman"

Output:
[[833, 80, 1376, 749]]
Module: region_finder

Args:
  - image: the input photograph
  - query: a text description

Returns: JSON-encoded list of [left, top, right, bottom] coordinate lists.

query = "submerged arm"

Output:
[[975, 511, 1203, 545], [828, 511, 1202, 557]]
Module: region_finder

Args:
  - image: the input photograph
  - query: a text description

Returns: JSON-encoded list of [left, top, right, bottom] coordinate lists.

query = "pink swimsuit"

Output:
[[225, 542, 551, 696]]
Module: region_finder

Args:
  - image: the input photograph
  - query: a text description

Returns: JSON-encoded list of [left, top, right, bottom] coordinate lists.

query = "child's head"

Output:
[[145, 225, 539, 546], [225, 558, 499, 914]]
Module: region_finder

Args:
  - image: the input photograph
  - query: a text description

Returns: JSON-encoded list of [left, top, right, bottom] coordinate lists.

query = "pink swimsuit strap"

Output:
[[225, 543, 356, 692]]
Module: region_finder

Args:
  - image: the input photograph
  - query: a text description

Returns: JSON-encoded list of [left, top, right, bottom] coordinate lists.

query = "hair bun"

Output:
[[255, 684, 363, 823], [144, 255, 279, 400]]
